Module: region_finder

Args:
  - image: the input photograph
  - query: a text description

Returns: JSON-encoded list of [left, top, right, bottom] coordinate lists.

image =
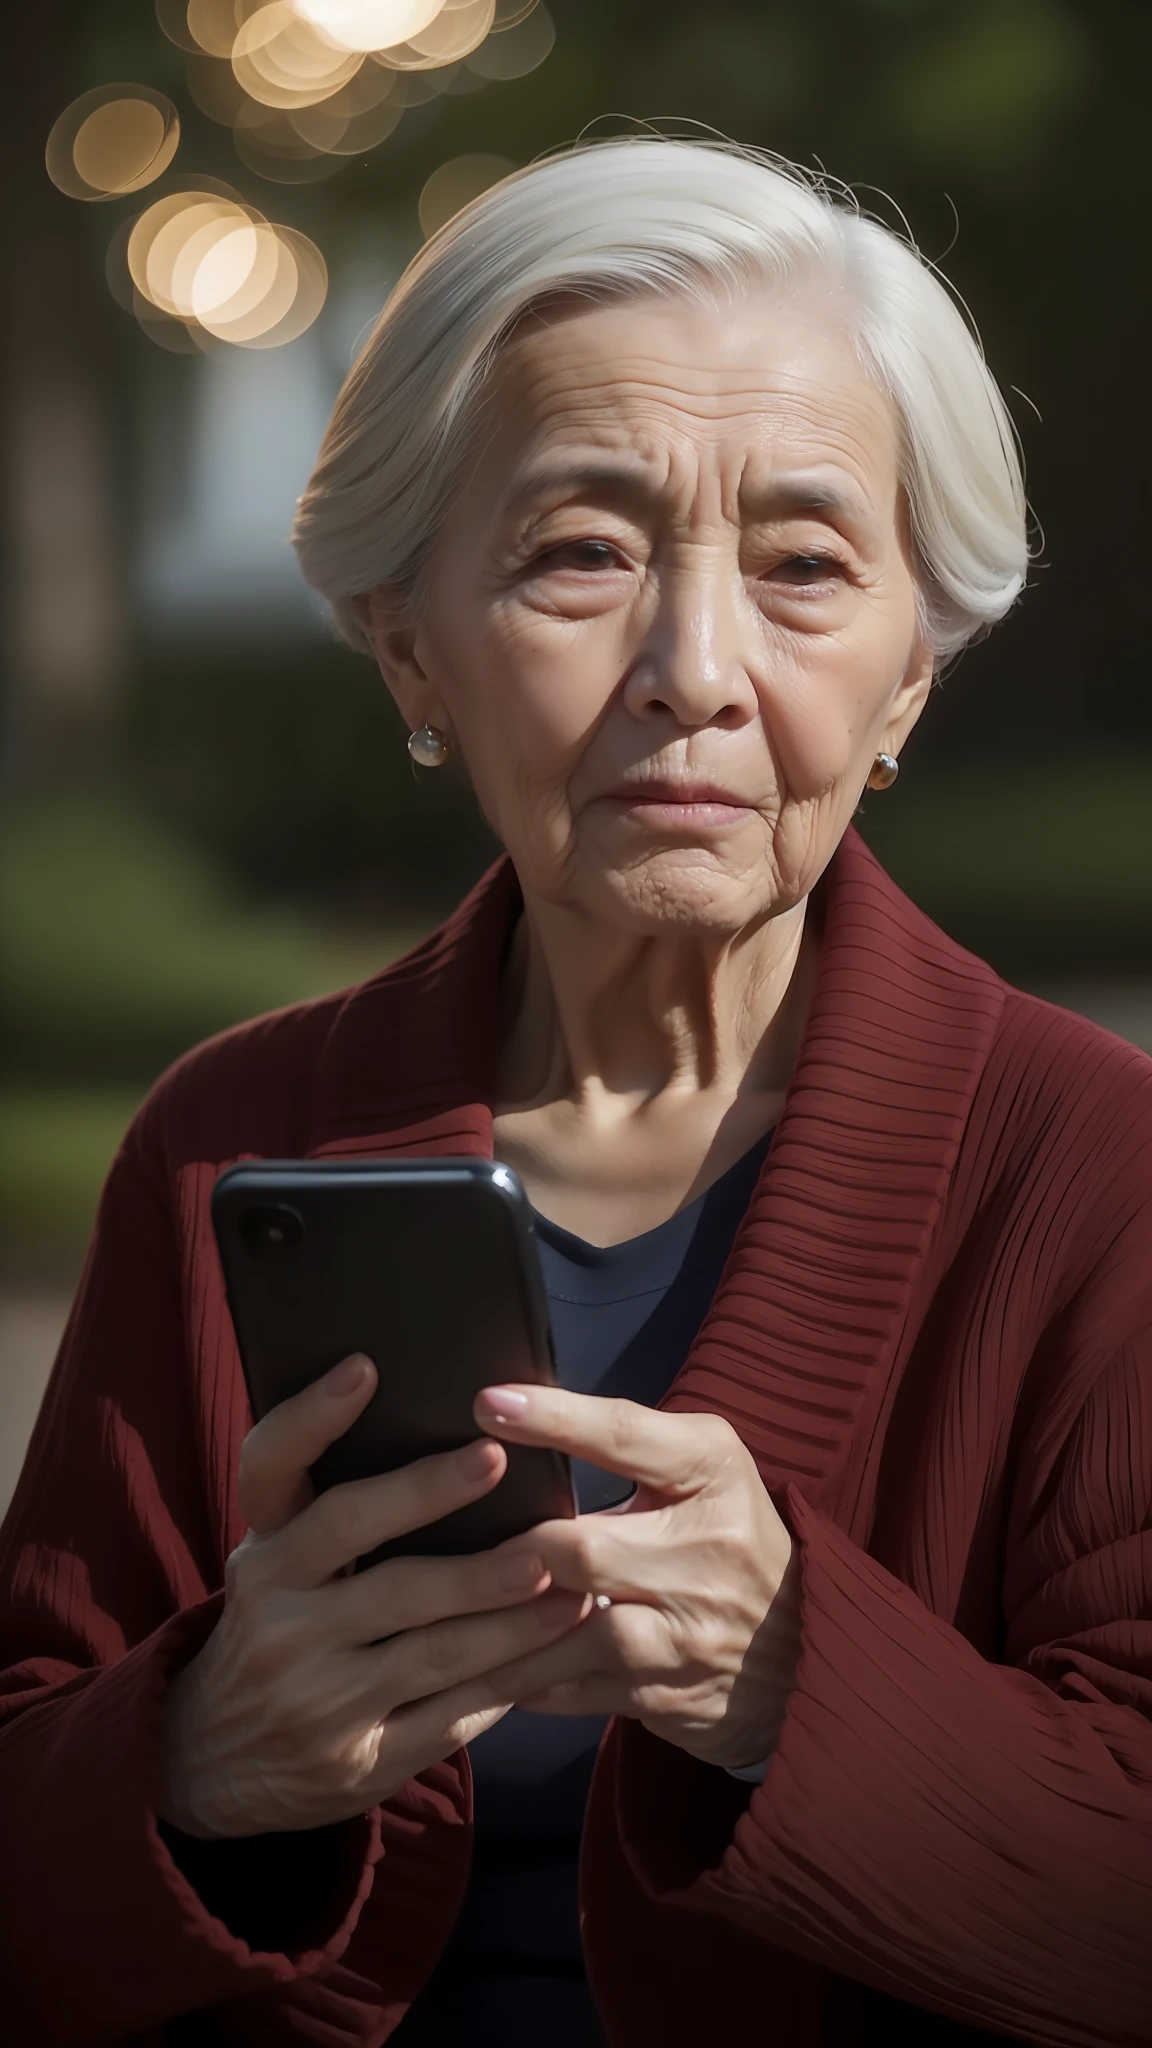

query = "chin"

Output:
[[590, 853, 778, 936]]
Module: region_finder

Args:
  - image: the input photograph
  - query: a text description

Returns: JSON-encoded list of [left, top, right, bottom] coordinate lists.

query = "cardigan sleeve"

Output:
[[612, 1324, 1152, 2047], [0, 1105, 383, 2046]]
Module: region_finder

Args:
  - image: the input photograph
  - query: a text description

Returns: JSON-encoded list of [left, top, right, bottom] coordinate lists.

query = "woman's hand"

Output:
[[475, 1385, 802, 1772], [160, 1356, 588, 1839]]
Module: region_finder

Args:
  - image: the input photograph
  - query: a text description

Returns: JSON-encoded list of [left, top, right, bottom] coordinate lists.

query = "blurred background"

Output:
[[2, 0, 1150, 1513]]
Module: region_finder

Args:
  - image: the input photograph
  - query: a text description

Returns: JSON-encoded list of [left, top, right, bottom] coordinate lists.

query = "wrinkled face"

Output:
[[371, 292, 934, 934]]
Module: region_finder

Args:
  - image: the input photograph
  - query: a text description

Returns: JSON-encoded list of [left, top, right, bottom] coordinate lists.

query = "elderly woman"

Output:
[[2, 139, 1150, 2048]]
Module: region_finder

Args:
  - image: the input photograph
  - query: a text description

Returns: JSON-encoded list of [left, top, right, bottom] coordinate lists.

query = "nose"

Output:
[[620, 545, 760, 731]]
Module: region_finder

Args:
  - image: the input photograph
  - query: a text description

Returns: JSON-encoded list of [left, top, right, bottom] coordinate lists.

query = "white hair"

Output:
[[292, 137, 1029, 662]]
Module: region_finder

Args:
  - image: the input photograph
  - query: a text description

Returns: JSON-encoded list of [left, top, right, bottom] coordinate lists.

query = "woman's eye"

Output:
[[536, 539, 623, 572], [772, 553, 843, 585]]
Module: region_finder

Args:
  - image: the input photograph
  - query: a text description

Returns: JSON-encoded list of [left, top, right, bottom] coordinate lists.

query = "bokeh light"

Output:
[[468, 2, 553, 79], [57, 0, 558, 347], [232, 5, 365, 109], [291, 62, 404, 151], [294, 0, 447, 52], [160, 0, 557, 172], [46, 86, 180, 201], [418, 151, 514, 237], [155, 0, 204, 56], [116, 185, 328, 350], [186, 0, 263, 58], [401, 0, 496, 68], [490, 0, 542, 26]]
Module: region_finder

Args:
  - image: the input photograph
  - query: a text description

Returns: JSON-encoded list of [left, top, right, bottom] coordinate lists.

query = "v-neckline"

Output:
[[309, 825, 1005, 1538]]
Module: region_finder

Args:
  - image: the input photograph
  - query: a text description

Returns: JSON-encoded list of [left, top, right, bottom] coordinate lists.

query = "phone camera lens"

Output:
[[239, 1204, 304, 1262]]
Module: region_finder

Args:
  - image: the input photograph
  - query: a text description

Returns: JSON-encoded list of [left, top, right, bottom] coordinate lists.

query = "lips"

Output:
[[604, 782, 750, 807]]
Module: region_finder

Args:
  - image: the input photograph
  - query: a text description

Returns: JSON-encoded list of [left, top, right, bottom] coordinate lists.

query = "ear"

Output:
[[882, 629, 936, 759], [365, 585, 449, 738]]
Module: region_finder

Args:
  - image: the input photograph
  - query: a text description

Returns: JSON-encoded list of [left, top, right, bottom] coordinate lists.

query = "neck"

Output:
[[496, 887, 815, 1128]]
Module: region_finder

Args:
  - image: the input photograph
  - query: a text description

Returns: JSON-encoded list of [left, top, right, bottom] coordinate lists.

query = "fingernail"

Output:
[[499, 1551, 546, 1592], [457, 1438, 499, 1481], [477, 1386, 529, 1420], [326, 1354, 370, 1397]]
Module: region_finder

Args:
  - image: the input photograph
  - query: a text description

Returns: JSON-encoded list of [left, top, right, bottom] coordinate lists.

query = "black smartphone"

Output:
[[211, 1158, 576, 1567]]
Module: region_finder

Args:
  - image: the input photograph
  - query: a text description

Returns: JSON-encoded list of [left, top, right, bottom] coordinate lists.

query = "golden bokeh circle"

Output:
[[418, 151, 514, 237], [186, 0, 263, 58], [407, 0, 493, 62], [294, 0, 446, 55], [46, 85, 180, 201], [126, 187, 256, 311], [232, 3, 364, 109], [238, 226, 328, 346], [289, 59, 403, 150], [193, 219, 291, 332], [117, 182, 328, 351]]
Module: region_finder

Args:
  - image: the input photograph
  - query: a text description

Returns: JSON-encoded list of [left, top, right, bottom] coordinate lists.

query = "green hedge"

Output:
[[855, 759, 1152, 979], [0, 798, 412, 1086]]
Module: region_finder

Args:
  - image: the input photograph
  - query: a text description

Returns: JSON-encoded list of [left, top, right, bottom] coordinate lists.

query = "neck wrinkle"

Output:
[[496, 887, 812, 1118]]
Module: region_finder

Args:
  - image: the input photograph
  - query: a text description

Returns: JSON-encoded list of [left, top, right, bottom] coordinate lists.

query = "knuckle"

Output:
[[606, 1400, 644, 1462], [224, 1534, 266, 1606], [686, 1413, 741, 1487], [696, 1412, 737, 1462], [420, 1616, 466, 1681], [711, 1516, 752, 1571], [566, 1525, 602, 1584], [314, 1482, 372, 1558]]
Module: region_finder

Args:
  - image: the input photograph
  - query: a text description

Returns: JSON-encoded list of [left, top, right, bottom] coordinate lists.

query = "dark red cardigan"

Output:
[[3, 826, 1151, 2047]]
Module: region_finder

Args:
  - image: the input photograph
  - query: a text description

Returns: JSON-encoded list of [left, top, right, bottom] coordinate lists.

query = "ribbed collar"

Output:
[[310, 825, 1005, 1534]]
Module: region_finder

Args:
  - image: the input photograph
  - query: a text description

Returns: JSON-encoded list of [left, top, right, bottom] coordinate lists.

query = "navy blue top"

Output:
[[393, 1130, 773, 2048]]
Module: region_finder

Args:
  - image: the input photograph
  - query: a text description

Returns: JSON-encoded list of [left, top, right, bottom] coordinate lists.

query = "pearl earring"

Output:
[[407, 722, 451, 768], [867, 751, 900, 790]]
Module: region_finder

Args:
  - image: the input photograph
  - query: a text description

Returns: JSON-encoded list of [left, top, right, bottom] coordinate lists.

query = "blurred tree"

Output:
[[5, 0, 1149, 839], [0, 2, 128, 782]]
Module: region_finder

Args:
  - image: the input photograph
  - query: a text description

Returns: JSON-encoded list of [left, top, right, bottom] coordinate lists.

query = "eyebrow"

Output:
[[503, 461, 875, 533], [504, 461, 654, 516]]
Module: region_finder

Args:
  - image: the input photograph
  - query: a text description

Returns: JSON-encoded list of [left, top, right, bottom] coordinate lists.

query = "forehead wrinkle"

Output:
[[497, 370, 895, 482], [482, 317, 900, 538]]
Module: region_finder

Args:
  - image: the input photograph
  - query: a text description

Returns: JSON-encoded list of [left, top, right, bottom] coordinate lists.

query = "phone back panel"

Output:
[[211, 1159, 575, 1562]]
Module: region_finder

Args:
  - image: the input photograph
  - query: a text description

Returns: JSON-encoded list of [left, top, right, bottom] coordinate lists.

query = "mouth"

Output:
[[600, 781, 756, 825]]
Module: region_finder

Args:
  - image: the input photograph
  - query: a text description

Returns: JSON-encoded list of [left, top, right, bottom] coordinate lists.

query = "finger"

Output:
[[473, 1386, 726, 1496], [238, 1354, 378, 1534], [334, 1544, 553, 1644], [267, 1437, 508, 1588], [468, 1602, 613, 1709], [518, 1678, 625, 1717], [381, 1587, 591, 1712], [482, 1591, 675, 1710], [495, 1508, 675, 1604]]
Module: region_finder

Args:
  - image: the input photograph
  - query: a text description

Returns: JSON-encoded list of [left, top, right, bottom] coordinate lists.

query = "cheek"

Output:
[[448, 606, 619, 781], [767, 587, 919, 788], [759, 656, 877, 801], [424, 607, 623, 862]]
